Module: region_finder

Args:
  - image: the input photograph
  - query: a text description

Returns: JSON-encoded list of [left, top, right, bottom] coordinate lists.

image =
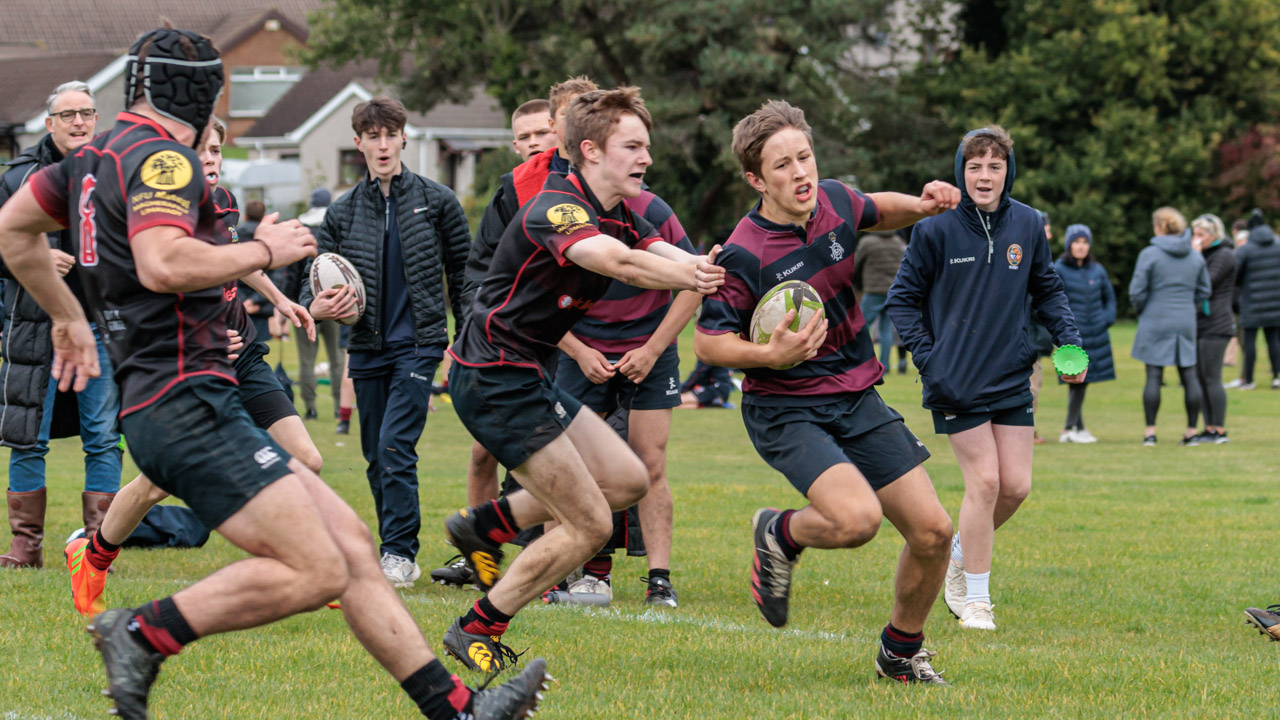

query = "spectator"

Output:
[[1053, 224, 1116, 443], [1129, 207, 1210, 446], [292, 188, 347, 423], [302, 96, 471, 587], [1190, 214, 1236, 442], [0, 80, 121, 568], [853, 230, 907, 371], [1234, 209, 1280, 390]]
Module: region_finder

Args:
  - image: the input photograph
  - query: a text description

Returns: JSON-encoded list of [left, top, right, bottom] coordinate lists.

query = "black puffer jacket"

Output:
[[1236, 226, 1280, 329], [299, 167, 472, 351], [0, 134, 81, 449], [1198, 240, 1236, 337]]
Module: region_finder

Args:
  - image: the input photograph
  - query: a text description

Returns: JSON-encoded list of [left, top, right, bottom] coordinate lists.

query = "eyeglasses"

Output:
[[54, 109, 96, 122]]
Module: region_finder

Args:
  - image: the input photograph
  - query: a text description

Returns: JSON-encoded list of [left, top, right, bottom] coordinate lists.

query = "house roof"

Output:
[[0, 51, 121, 125], [0, 1, 321, 57], [238, 62, 510, 144]]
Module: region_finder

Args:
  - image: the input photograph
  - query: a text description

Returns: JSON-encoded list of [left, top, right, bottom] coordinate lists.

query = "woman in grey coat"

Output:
[[1128, 207, 1211, 446]]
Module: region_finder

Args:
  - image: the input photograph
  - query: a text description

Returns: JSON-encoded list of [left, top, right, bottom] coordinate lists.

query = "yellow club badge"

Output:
[[140, 150, 193, 191], [547, 203, 590, 234]]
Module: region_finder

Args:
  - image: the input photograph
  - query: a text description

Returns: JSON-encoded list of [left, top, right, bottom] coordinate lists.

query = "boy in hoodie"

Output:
[[885, 126, 1083, 632], [695, 100, 960, 684]]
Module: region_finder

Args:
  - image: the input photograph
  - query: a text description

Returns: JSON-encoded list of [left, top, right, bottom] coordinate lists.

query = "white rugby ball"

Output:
[[749, 280, 824, 369], [309, 252, 366, 326]]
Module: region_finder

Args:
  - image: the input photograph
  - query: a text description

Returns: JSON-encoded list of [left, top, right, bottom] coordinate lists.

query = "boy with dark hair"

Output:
[[303, 95, 472, 588], [886, 125, 1083, 631], [439, 87, 724, 669], [697, 99, 960, 684], [510, 99, 554, 160]]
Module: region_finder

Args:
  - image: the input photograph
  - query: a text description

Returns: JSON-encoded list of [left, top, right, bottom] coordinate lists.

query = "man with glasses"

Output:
[[0, 81, 120, 569]]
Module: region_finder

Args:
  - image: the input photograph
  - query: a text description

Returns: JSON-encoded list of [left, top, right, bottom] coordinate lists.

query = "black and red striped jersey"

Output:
[[29, 112, 234, 416], [211, 185, 256, 346], [449, 170, 660, 373]]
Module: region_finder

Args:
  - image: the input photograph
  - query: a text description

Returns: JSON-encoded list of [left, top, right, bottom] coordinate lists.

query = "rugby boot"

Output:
[[443, 618, 522, 672], [66, 536, 110, 616], [750, 508, 797, 628], [874, 644, 949, 685], [81, 491, 116, 538], [471, 657, 551, 720], [431, 554, 477, 588], [1244, 605, 1280, 641], [0, 488, 46, 568], [88, 608, 166, 720], [445, 509, 505, 592], [642, 575, 678, 608]]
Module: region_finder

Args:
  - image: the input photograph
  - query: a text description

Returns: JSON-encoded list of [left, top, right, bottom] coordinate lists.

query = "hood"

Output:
[[1248, 225, 1276, 246], [4, 134, 61, 169], [1151, 230, 1194, 257], [954, 128, 1017, 212]]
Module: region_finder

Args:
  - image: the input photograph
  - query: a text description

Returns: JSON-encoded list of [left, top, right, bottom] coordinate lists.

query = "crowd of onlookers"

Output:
[[855, 206, 1280, 447]]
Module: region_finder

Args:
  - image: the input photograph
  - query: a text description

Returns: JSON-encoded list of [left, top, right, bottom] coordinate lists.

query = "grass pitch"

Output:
[[2, 322, 1277, 719]]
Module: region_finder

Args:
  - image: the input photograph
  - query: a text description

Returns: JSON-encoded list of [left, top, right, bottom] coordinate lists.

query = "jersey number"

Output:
[[78, 174, 98, 266]]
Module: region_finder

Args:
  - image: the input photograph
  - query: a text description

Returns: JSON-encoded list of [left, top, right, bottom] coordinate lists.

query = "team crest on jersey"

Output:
[[1007, 243, 1023, 269], [140, 150, 193, 191], [547, 203, 590, 235], [828, 232, 844, 262]]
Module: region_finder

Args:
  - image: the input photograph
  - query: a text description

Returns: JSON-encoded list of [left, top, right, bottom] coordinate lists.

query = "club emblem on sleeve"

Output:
[[547, 203, 591, 234], [1006, 243, 1023, 269], [140, 150, 193, 191]]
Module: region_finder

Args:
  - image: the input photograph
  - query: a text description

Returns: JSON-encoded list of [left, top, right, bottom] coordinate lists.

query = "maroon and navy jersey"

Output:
[[697, 179, 881, 406], [569, 190, 694, 354], [211, 186, 256, 346], [28, 112, 233, 416], [450, 170, 660, 372]]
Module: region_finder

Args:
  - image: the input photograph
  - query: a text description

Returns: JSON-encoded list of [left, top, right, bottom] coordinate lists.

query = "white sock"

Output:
[[950, 533, 963, 566], [964, 571, 990, 606]]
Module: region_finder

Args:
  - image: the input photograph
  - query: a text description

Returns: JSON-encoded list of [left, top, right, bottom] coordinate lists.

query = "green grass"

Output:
[[3, 321, 1279, 719]]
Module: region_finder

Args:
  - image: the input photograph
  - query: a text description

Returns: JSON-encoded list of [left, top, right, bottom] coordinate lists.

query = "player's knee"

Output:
[[574, 507, 614, 549], [300, 543, 349, 608], [297, 446, 323, 475], [963, 470, 1001, 502], [143, 482, 171, 505], [998, 479, 1031, 507], [832, 509, 881, 548], [911, 513, 953, 558], [611, 455, 649, 509]]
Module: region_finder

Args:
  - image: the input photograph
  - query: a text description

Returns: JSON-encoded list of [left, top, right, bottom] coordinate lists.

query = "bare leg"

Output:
[[486, 410, 648, 614], [630, 408, 673, 571], [786, 463, 883, 550], [947, 422, 1000, 575], [466, 441, 500, 508], [876, 465, 953, 634], [98, 475, 171, 546], [991, 424, 1033, 531]]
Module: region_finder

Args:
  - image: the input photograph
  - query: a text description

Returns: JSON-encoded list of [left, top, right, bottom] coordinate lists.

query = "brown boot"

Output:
[[81, 491, 116, 539], [0, 489, 47, 568]]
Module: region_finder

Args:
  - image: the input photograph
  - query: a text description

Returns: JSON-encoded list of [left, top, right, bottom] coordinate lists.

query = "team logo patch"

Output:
[[1007, 243, 1023, 268], [558, 294, 573, 309], [828, 232, 844, 262], [547, 203, 590, 234], [229, 225, 239, 243], [140, 150, 193, 191]]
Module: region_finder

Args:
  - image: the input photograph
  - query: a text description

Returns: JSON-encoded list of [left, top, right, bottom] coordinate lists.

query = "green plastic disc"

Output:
[[1052, 344, 1089, 375]]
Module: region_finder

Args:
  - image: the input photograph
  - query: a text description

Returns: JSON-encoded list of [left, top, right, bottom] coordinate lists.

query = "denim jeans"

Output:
[[8, 332, 122, 493], [860, 292, 894, 369]]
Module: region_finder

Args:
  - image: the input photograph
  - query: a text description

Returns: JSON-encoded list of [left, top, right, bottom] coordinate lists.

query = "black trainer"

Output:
[[430, 554, 477, 588], [471, 657, 552, 720], [1179, 433, 1200, 447], [874, 643, 949, 685], [445, 509, 505, 592], [87, 608, 166, 720], [1245, 605, 1280, 641], [641, 575, 678, 607], [750, 508, 797, 628], [443, 618, 523, 672]]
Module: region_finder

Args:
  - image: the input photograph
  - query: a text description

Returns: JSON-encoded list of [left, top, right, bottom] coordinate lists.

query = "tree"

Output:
[[303, 0, 915, 245], [899, 0, 1280, 312]]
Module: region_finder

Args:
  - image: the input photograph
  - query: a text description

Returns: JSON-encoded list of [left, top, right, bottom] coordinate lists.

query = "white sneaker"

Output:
[[1272, 378, 1280, 390], [959, 601, 996, 630], [943, 559, 966, 619], [1073, 428, 1098, 443], [1240, 382, 1257, 390], [568, 574, 612, 602], [381, 553, 421, 588], [1224, 378, 1243, 389], [1058, 430, 1075, 443]]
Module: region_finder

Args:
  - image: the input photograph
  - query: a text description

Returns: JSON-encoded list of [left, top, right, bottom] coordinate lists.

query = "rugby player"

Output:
[[0, 26, 547, 720], [695, 100, 958, 684]]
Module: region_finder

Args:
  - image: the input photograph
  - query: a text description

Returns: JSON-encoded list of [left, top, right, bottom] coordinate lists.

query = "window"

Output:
[[339, 149, 367, 187], [229, 66, 303, 118]]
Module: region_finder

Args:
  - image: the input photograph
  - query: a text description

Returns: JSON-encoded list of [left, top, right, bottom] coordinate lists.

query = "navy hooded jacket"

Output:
[[885, 129, 1081, 413]]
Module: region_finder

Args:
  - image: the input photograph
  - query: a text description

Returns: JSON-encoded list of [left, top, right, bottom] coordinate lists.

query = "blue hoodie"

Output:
[[884, 129, 1081, 413]]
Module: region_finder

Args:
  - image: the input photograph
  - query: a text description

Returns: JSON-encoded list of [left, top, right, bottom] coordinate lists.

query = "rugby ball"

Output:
[[309, 252, 366, 326], [749, 280, 824, 368]]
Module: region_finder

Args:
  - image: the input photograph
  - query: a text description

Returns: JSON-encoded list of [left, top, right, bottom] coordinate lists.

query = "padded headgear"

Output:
[[124, 28, 224, 144]]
